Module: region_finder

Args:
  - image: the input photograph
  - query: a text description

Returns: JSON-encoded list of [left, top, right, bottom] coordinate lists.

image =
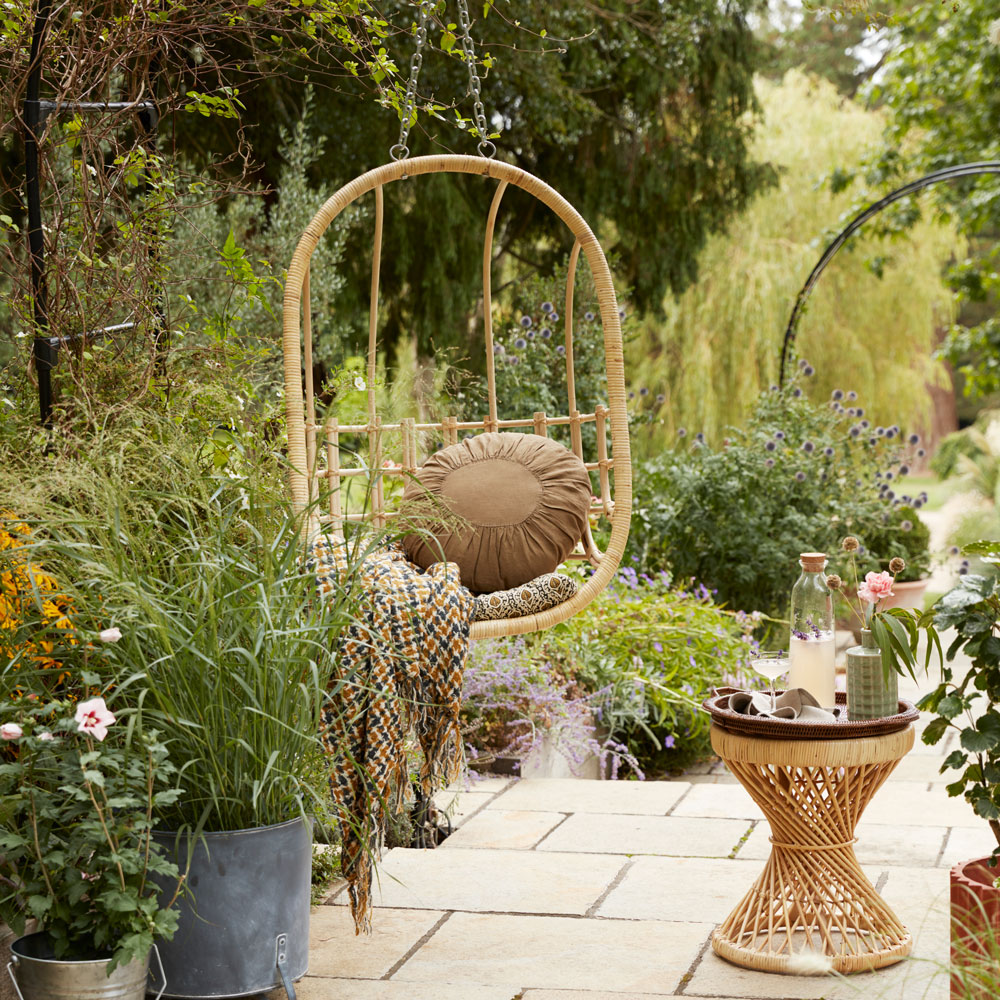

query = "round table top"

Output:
[[710, 723, 915, 767]]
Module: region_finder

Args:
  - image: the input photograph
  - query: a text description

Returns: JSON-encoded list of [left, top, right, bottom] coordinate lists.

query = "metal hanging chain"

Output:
[[390, 0, 496, 161], [390, 0, 433, 161], [456, 0, 495, 158]]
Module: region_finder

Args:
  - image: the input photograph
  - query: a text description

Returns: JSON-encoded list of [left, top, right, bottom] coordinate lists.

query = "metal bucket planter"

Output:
[[150, 816, 311, 999], [6, 932, 164, 1000]]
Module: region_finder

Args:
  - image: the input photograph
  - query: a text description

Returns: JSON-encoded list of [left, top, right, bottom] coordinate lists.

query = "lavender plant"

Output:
[[461, 637, 642, 780]]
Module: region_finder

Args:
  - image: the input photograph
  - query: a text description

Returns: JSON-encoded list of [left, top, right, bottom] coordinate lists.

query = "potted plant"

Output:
[[853, 503, 933, 611], [917, 541, 1000, 992], [0, 694, 181, 1000], [22, 479, 362, 999], [830, 536, 941, 720]]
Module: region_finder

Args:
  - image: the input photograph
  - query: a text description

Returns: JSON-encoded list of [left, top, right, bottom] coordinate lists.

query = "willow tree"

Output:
[[628, 72, 961, 454]]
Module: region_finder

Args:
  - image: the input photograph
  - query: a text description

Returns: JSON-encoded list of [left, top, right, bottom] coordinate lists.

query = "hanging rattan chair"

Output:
[[281, 154, 631, 639]]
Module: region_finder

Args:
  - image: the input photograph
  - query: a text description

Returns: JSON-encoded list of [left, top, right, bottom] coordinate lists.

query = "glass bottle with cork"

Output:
[[788, 552, 836, 707]]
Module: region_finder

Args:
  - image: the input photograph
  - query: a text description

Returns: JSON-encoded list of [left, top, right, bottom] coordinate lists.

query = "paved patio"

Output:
[[275, 659, 983, 1000]]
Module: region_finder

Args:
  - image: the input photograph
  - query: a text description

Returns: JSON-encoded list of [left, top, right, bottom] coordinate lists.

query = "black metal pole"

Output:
[[779, 161, 1000, 386], [25, 0, 54, 425]]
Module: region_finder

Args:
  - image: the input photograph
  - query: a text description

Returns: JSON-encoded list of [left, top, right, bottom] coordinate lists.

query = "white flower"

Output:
[[786, 949, 834, 975], [353, 376, 367, 391], [990, 18, 1000, 46], [0, 723, 23, 740], [98, 627, 122, 643], [37, 731, 54, 741]]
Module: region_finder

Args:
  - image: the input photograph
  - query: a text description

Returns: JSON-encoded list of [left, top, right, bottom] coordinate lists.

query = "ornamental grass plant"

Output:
[[40, 487, 363, 833]]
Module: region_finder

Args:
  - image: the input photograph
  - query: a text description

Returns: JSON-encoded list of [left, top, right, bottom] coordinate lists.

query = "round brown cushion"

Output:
[[401, 432, 592, 594]]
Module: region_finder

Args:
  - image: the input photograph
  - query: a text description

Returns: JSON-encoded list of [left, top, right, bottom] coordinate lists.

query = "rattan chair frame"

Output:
[[710, 724, 915, 974], [282, 154, 632, 639]]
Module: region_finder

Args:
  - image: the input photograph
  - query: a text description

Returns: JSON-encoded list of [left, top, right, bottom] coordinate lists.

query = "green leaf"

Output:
[[922, 716, 950, 745], [960, 728, 997, 753], [937, 694, 964, 719], [974, 796, 1000, 820], [943, 749, 967, 770]]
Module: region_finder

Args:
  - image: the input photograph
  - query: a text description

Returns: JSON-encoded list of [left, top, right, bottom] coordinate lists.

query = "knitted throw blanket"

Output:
[[313, 538, 473, 933]]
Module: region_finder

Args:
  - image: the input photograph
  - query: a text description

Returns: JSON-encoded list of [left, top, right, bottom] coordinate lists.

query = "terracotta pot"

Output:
[[879, 577, 930, 611], [950, 856, 1000, 999]]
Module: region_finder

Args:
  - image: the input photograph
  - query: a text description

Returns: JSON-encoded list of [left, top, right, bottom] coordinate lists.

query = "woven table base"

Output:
[[711, 725, 915, 974]]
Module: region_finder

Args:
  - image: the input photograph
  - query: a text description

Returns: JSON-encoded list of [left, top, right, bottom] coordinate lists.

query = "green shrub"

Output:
[[627, 371, 926, 622]]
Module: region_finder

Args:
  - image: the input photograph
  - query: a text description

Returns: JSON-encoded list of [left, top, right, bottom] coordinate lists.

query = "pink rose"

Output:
[[74, 698, 116, 742], [0, 723, 22, 740], [858, 570, 894, 605]]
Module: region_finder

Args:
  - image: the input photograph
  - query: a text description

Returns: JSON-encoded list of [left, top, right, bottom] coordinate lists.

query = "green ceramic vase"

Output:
[[847, 627, 898, 721]]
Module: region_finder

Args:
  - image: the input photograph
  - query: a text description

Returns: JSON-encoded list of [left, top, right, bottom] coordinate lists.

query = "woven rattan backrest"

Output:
[[282, 154, 631, 638]]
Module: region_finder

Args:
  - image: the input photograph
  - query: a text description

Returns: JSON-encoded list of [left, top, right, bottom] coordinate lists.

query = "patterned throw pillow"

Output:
[[472, 572, 578, 622]]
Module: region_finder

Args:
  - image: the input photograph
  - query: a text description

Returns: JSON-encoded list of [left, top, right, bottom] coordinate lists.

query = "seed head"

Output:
[[889, 557, 906, 574], [826, 573, 843, 590], [842, 536, 860, 553]]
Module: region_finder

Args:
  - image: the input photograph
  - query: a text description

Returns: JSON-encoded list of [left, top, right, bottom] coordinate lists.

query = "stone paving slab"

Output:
[[736, 820, 947, 868], [333, 847, 625, 914], [432, 789, 494, 826], [536, 813, 751, 858], [489, 777, 690, 815], [860, 781, 984, 827], [305, 906, 446, 979], [668, 782, 764, 820], [442, 809, 566, 850], [391, 911, 713, 994], [522, 993, 713, 999], [284, 981, 522, 1000], [940, 826, 998, 867], [597, 856, 757, 923]]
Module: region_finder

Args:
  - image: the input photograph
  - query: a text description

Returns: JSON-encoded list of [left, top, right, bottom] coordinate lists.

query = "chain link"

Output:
[[391, 0, 496, 161], [391, 0, 434, 161], [456, 0, 495, 157]]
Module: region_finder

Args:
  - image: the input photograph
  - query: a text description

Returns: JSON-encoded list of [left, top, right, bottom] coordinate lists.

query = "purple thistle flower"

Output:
[[656, 393, 665, 404], [795, 471, 806, 482], [802, 441, 815, 453], [549, 312, 559, 322], [555, 344, 565, 355], [677, 427, 687, 437], [803, 365, 814, 376], [514, 336, 527, 349], [639, 387, 649, 396], [823, 446, 834, 457], [584, 310, 595, 322], [775, 430, 786, 440], [520, 315, 532, 328], [832, 389, 844, 400], [540, 327, 552, 339], [527, 329, 536, 339], [793, 388, 803, 397], [847, 390, 857, 400], [508, 355, 520, 366], [540, 301, 554, 313], [765, 440, 776, 452], [909, 433, 920, 445], [765, 458, 775, 468]]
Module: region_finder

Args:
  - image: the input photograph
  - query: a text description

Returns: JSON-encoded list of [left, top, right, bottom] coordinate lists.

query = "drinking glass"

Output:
[[751, 650, 789, 713]]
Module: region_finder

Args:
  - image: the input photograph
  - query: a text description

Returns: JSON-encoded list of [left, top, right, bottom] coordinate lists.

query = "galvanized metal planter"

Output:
[[150, 816, 311, 999], [6, 932, 164, 1000]]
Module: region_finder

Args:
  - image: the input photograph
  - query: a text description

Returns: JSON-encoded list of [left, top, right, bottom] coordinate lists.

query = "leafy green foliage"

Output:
[[533, 570, 759, 774], [0, 703, 182, 970], [837, 1, 1000, 398], [626, 371, 926, 622], [627, 72, 959, 451], [919, 547, 1000, 859]]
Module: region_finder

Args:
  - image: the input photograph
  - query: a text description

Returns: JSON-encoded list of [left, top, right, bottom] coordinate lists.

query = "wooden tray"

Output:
[[702, 688, 919, 740]]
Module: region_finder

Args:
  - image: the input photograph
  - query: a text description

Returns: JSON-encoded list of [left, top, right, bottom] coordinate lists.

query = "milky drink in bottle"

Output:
[[788, 552, 836, 708]]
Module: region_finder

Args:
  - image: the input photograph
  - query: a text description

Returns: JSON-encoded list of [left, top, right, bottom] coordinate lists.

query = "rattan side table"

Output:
[[710, 723, 915, 974]]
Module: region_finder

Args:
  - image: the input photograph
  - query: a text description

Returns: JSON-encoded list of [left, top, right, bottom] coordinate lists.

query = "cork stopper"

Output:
[[799, 552, 827, 572]]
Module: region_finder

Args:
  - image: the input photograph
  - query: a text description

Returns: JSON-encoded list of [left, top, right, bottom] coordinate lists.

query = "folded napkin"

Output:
[[728, 688, 838, 723]]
